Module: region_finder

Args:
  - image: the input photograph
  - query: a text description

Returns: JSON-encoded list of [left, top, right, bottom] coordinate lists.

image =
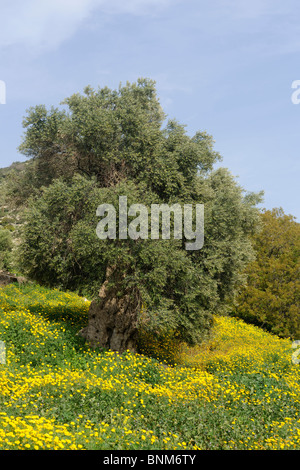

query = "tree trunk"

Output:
[[78, 267, 140, 353]]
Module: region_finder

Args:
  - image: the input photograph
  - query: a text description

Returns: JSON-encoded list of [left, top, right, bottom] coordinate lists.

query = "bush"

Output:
[[234, 208, 300, 339], [0, 228, 13, 270]]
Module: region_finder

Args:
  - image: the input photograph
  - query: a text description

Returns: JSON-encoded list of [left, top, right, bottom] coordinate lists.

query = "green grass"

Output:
[[0, 282, 300, 450]]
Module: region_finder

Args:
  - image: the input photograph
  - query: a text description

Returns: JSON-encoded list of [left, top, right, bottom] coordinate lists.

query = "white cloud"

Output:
[[0, 0, 173, 52], [1, 0, 296, 55], [0, 0, 96, 50]]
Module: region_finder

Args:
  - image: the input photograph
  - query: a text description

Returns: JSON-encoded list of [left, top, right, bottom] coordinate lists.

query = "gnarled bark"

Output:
[[78, 267, 140, 353]]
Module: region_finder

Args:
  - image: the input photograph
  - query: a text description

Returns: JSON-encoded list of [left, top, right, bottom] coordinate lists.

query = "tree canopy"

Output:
[[234, 208, 300, 339], [17, 78, 263, 348], [19, 79, 220, 195]]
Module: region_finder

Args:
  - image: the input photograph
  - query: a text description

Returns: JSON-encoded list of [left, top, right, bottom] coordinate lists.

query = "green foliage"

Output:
[[16, 78, 263, 345], [4, 160, 42, 209], [18, 170, 261, 344], [0, 228, 13, 270], [18, 79, 221, 197], [234, 208, 300, 339], [18, 175, 106, 296], [0, 228, 12, 251]]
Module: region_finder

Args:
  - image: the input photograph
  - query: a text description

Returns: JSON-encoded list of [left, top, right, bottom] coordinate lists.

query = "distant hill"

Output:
[[0, 161, 29, 180], [0, 160, 30, 249]]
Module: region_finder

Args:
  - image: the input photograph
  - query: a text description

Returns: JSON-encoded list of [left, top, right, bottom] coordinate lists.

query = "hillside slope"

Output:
[[0, 283, 299, 450]]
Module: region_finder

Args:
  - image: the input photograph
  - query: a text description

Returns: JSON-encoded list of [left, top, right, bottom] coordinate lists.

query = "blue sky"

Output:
[[0, 0, 299, 219]]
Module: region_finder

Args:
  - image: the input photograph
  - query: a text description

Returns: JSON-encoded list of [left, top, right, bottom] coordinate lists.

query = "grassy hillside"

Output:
[[0, 283, 299, 450], [0, 161, 23, 237], [0, 161, 28, 180]]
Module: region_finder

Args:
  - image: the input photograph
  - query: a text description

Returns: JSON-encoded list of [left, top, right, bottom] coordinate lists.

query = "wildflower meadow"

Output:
[[0, 283, 300, 450]]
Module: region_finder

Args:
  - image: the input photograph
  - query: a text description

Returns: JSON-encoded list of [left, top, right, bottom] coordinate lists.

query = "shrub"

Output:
[[0, 228, 13, 270], [234, 208, 300, 339]]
